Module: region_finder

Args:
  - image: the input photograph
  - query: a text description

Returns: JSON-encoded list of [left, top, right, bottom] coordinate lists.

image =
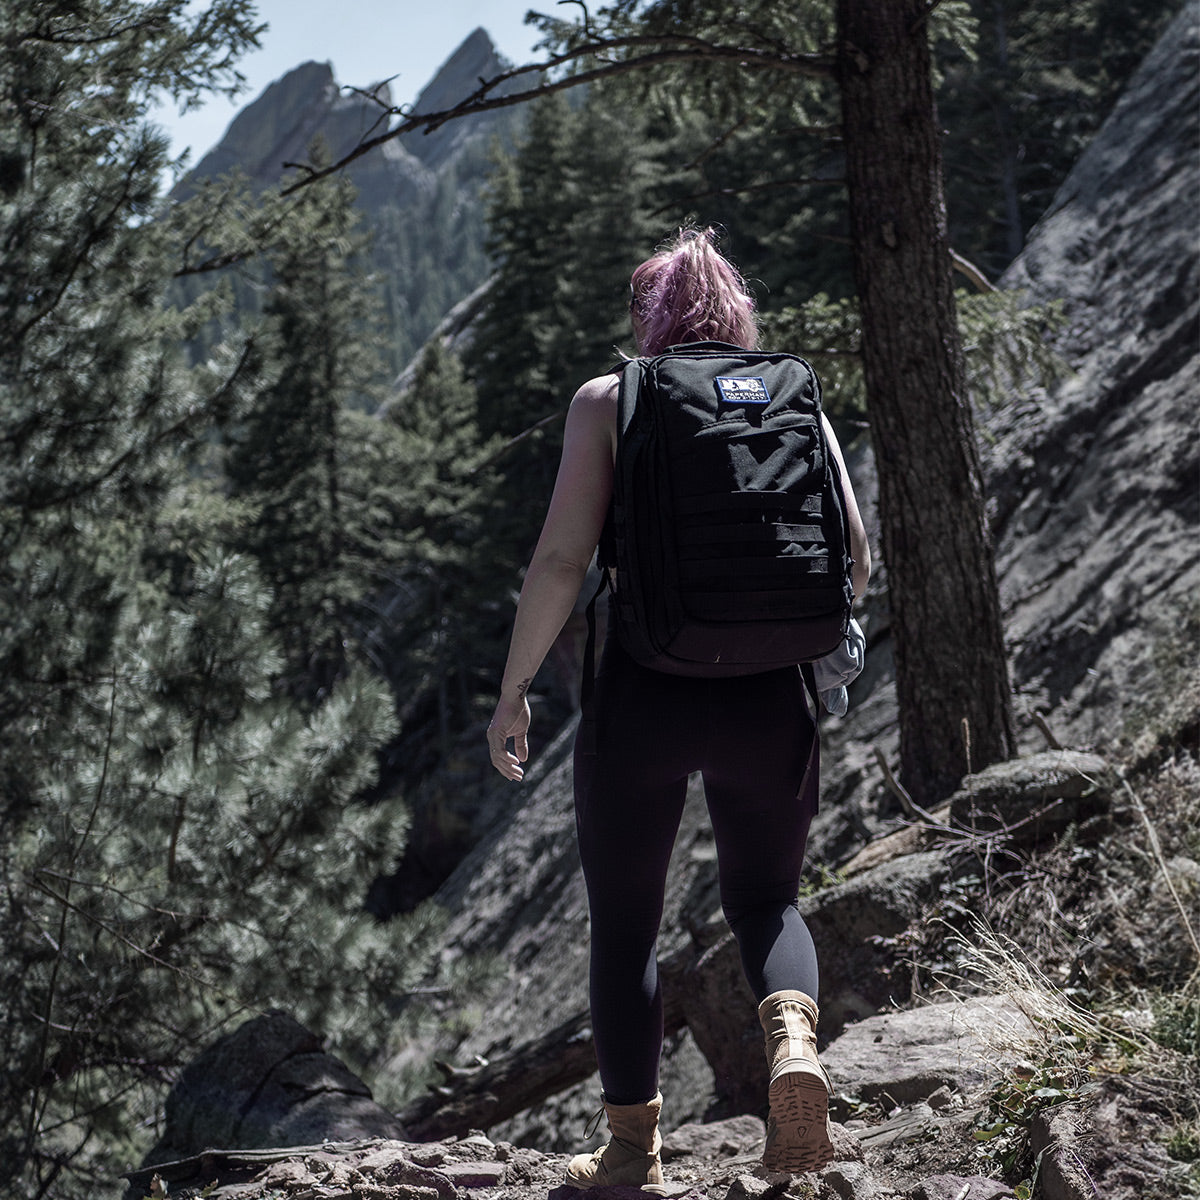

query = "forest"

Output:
[[0, 1, 1190, 1197]]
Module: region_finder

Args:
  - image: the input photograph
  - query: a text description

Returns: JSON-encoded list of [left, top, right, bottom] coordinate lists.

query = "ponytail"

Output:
[[630, 228, 758, 355]]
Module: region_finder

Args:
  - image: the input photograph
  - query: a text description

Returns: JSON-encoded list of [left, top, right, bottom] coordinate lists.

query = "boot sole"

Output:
[[761, 1068, 834, 1173]]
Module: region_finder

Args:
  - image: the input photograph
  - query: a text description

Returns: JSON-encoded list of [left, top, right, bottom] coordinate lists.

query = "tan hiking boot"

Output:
[[758, 990, 834, 1173], [564, 1091, 666, 1193]]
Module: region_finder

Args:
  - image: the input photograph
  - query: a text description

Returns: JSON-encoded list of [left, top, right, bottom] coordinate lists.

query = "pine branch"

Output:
[[26, 674, 118, 1159], [682, 115, 840, 171]]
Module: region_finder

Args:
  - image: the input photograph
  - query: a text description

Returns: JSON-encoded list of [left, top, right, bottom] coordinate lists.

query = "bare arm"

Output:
[[487, 374, 617, 780], [822, 414, 872, 602]]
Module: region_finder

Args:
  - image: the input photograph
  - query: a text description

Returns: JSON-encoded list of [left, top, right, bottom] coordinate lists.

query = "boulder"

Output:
[[946, 751, 1118, 846], [907, 1177, 1015, 1200], [819, 997, 1036, 1114], [682, 851, 955, 1115], [803, 851, 955, 1034], [1030, 1075, 1195, 1200], [141, 1011, 405, 1170], [660, 1114, 766, 1162]]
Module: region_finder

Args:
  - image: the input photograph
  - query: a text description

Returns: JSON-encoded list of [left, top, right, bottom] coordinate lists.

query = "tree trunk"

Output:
[[835, 0, 1014, 801]]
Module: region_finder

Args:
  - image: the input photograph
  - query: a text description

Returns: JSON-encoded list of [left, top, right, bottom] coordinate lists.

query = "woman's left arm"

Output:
[[487, 374, 617, 780]]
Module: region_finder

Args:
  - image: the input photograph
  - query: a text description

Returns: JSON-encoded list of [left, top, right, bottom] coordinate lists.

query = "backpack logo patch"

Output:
[[715, 375, 771, 405]]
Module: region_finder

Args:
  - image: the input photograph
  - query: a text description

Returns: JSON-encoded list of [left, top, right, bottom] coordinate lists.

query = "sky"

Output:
[[152, 0, 548, 165]]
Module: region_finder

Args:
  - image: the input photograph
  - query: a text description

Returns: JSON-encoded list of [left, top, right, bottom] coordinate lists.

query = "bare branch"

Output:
[[1032, 710, 1064, 751], [558, 0, 598, 40], [950, 249, 996, 294], [471, 408, 568, 474], [341, 79, 399, 111], [25, 875, 256, 1013], [873, 745, 942, 825], [278, 34, 834, 196], [26, 674, 118, 1156]]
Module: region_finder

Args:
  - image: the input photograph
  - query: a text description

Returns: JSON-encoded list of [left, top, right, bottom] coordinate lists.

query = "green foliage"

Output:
[[972, 1045, 1097, 1181], [466, 84, 659, 560], [171, 107, 508, 377], [1166, 1120, 1200, 1164], [796, 863, 847, 898], [939, 0, 1179, 275], [222, 151, 392, 702], [0, 0, 1178, 1188], [760, 287, 1066, 446], [0, 4, 460, 1194], [957, 290, 1069, 401], [1153, 995, 1200, 1060], [371, 342, 507, 768], [546, 0, 854, 303], [474, 0, 1082, 486], [370, 146, 496, 373]]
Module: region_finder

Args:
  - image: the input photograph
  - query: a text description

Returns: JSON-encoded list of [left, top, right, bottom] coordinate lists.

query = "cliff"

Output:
[[175, 30, 527, 369]]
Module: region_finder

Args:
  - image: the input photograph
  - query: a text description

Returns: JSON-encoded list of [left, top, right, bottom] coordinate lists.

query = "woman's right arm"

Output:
[[821, 414, 872, 602]]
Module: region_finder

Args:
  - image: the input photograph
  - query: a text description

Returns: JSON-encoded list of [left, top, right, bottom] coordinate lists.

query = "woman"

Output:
[[487, 229, 871, 1186]]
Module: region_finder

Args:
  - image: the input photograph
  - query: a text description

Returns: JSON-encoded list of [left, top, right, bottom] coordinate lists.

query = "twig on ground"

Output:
[[872, 746, 942, 824]]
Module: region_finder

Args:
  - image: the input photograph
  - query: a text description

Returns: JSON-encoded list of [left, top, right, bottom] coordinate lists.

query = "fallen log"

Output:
[[397, 947, 692, 1140]]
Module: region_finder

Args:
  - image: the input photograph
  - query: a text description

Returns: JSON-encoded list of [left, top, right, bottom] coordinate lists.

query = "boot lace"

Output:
[[582, 1104, 606, 1141]]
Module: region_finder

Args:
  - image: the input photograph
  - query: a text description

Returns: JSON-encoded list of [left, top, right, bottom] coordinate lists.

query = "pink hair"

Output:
[[630, 228, 758, 356]]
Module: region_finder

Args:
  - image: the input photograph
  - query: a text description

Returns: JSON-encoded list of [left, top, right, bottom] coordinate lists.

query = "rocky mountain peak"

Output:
[[171, 28, 530, 369], [402, 27, 526, 171], [178, 24, 517, 197], [183, 59, 411, 192], [410, 27, 505, 117]]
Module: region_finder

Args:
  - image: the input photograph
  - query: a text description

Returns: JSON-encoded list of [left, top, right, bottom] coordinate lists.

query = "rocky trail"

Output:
[[123, 982, 1196, 1200]]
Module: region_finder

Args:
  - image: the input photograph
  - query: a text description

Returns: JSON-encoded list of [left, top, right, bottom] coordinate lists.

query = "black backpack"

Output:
[[587, 341, 855, 682]]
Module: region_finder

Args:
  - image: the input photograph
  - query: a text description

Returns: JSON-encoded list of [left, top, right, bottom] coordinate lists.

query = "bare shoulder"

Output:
[[571, 372, 620, 411], [568, 374, 619, 450]]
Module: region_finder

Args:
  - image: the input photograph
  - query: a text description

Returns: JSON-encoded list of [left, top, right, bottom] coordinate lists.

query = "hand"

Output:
[[487, 693, 531, 781]]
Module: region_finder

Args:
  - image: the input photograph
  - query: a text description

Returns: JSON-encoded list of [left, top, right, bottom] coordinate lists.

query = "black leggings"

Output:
[[573, 636, 821, 1106]]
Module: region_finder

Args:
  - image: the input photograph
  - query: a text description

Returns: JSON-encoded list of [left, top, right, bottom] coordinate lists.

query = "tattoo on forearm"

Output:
[[517, 678, 531, 698]]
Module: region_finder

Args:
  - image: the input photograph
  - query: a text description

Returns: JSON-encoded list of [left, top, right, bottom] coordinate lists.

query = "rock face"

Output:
[[402, 27, 536, 172], [1029, 1075, 1196, 1200], [174, 30, 528, 372], [179, 62, 436, 215], [181, 29, 520, 205], [986, 2, 1199, 759]]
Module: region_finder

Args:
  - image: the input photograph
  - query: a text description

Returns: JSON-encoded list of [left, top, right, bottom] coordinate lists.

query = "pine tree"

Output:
[[0, 6, 431, 1192], [465, 86, 659, 564], [371, 342, 506, 768], [939, 0, 1178, 275], [224, 152, 389, 703]]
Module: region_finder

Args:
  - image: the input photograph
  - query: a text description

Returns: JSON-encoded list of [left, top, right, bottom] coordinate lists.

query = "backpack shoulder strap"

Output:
[[617, 357, 646, 441]]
